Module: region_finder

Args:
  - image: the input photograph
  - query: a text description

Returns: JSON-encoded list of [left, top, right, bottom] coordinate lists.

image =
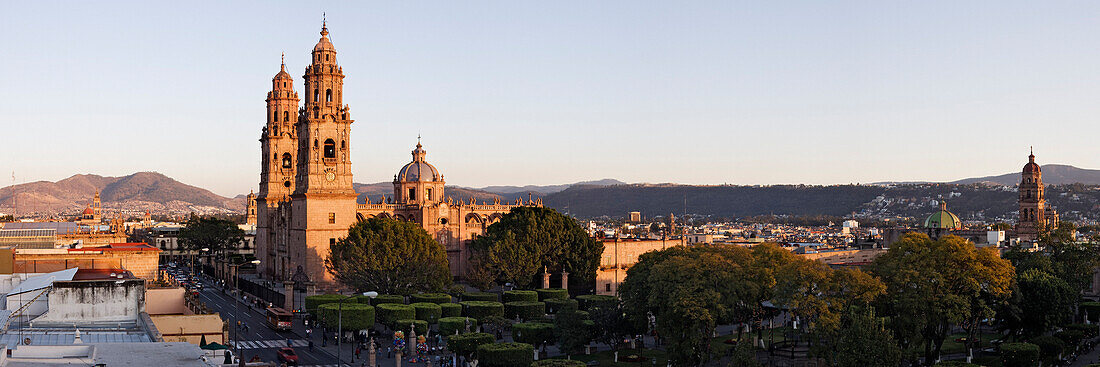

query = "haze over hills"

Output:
[[950, 164, 1100, 186], [0, 172, 243, 215]]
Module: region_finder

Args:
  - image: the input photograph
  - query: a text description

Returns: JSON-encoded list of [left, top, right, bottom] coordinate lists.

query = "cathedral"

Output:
[[254, 22, 537, 289]]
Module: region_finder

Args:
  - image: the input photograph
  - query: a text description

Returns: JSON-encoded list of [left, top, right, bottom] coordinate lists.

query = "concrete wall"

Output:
[[150, 314, 225, 345], [14, 249, 160, 280], [36, 280, 145, 322], [146, 287, 190, 315]]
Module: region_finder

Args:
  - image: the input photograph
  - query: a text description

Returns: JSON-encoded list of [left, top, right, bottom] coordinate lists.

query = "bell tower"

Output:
[[259, 54, 300, 202], [1017, 148, 1047, 241], [289, 20, 359, 286]]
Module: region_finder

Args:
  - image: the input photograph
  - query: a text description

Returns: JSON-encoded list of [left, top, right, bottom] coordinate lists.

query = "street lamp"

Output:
[[191, 247, 209, 278], [229, 259, 261, 361], [338, 291, 375, 365]]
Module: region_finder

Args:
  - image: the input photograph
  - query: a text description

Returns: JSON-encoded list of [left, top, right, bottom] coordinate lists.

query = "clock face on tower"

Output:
[[326, 171, 335, 182]]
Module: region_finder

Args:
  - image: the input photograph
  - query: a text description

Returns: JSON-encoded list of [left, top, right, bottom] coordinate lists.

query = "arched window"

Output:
[[325, 54, 329, 62], [273, 125, 279, 136], [326, 89, 332, 102], [273, 111, 278, 122], [324, 139, 336, 158], [314, 89, 319, 102], [282, 153, 292, 168], [314, 139, 318, 149], [283, 111, 289, 122], [283, 82, 287, 88], [341, 140, 346, 150]]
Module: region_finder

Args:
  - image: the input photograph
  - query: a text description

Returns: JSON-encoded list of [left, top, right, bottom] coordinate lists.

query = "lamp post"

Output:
[[338, 291, 376, 366], [191, 247, 208, 278], [229, 259, 261, 361]]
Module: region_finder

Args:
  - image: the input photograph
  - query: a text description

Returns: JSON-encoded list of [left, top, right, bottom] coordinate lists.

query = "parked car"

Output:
[[277, 348, 298, 365]]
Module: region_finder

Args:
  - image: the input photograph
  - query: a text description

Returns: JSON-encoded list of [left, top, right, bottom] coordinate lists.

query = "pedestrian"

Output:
[[355, 346, 361, 359]]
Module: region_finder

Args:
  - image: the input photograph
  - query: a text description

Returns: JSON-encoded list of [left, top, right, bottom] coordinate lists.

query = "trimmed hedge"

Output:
[[535, 288, 568, 301], [503, 290, 539, 303], [411, 302, 443, 323], [1055, 329, 1086, 347], [377, 303, 415, 329], [305, 294, 346, 315], [318, 303, 375, 330], [544, 298, 578, 314], [441, 303, 463, 317], [576, 295, 618, 311], [463, 292, 499, 302], [410, 293, 453, 304], [505, 301, 546, 321], [575, 310, 590, 320], [512, 322, 555, 346], [1066, 323, 1100, 338], [478, 342, 534, 367], [395, 319, 429, 336], [1030, 336, 1065, 363], [461, 301, 504, 320], [1001, 342, 1040, 367], [447, 332, 494, 357], [439, 316, 478, 336], [370, 294, 406, 306], [532, 360, 587, 367]]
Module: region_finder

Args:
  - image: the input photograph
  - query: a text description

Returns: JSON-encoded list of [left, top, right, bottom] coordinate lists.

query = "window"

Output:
[[282, 153, 292, 168], [328, 213, 335, 224], [341, 140, 346, 150], [283, 181, 291, 188], [605, 283, 612, 292], [324, 139, 336, 158], [283, 111, 289, 122], [427, 188, 433, 201], [330, 238, 336, 246], [440, 218, 448, 225], [409, 188, 416, 201], [273, 125, 279, 136], [326, 89, 332, 102], [283, 82, 287, 88], [314, 139, 318, 149], [273, 111, 278, 122], [325, 54, 329, 62], [314, 89, 319, 102]]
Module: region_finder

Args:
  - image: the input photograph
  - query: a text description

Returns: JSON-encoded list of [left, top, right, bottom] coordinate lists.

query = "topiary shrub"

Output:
[[461, 301, 504, 320], [934, 362, 980, 367], [503, 290, 538, 303], [318, 303, 375, 330], [1065, 323, 1100, 338], [395, 319, 429, 336], [305, 294, 346, 315], [370, 294, 406, 306], [477, 342, 534, 367], [505, 301, 546, 320], [535, 288, 569, 301], [544, 298, 578, 314], [463, 292, 499, 302], [411, 302, 443, 323], [576, 295, 618, 311], [410, 293, 452, 304], [512, 322, 555, 346], [377, 303, 415, 329], [532, 360, 587, 367], [1001, 342, 1040, 367], [439, 316, 478, 336], [447, 332, 493, 357], [441, 302, 462, 317], [1055, 329, 1086, 347], [1030, 335, 1065, 364]]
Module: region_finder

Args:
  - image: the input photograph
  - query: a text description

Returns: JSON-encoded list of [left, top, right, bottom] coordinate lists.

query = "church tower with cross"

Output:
[[1017, 148, 1058, 242]]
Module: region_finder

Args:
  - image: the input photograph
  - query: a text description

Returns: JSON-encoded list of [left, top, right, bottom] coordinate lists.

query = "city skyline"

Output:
[[4, 1, 1100, 197]]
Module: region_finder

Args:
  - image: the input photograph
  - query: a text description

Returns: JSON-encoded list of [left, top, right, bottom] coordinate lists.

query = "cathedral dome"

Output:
[[82, 207, 94, 215], [397, 142, 441, 182], [924, 202, 962, 230], [1023, 153, 1040, 173], [313, 23, 335, 52]]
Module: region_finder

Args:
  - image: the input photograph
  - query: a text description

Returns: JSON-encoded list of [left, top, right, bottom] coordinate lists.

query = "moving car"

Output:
[[277, 348, 298, 365]]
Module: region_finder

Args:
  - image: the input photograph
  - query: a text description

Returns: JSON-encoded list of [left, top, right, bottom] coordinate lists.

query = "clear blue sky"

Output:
[[3, 1, 1100, 197]]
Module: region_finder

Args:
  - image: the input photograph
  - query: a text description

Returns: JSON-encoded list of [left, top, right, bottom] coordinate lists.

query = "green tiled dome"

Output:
[[924, 202, 962, 230]]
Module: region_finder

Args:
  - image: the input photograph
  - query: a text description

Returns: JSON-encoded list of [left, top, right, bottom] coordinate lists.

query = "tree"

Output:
[[177, 216, 244, 255], [555, 302, 591, 357], [325, 216, 451, 295], [589, 301, 632, 352], [811, 307, 901, 367], [468, 207, 603, 290], [870, 233, 1014, 365], [999, 269, 1075, 339]]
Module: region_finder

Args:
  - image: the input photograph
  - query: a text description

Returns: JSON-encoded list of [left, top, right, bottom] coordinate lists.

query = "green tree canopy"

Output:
[[177, 216, 244, 255], [468, 207, 603, 290], [870, 233, 1014, 365], [325, 216, 451, 295]]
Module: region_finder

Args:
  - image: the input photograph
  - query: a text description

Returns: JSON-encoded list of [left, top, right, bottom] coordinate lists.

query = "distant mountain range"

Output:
[[950, 164, 1100, 186], [6, 166, 1100, 220]]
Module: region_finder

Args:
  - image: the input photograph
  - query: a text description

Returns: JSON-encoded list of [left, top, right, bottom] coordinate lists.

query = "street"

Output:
[[193, 274, 342, 367]]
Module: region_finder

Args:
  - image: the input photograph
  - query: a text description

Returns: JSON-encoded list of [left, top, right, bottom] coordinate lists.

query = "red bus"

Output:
[[266, 307, 293, 330]]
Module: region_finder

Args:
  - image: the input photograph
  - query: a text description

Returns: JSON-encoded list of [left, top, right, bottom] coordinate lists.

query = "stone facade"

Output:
[[255, 22, 535, 290], [12, 244, 161, 281]]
